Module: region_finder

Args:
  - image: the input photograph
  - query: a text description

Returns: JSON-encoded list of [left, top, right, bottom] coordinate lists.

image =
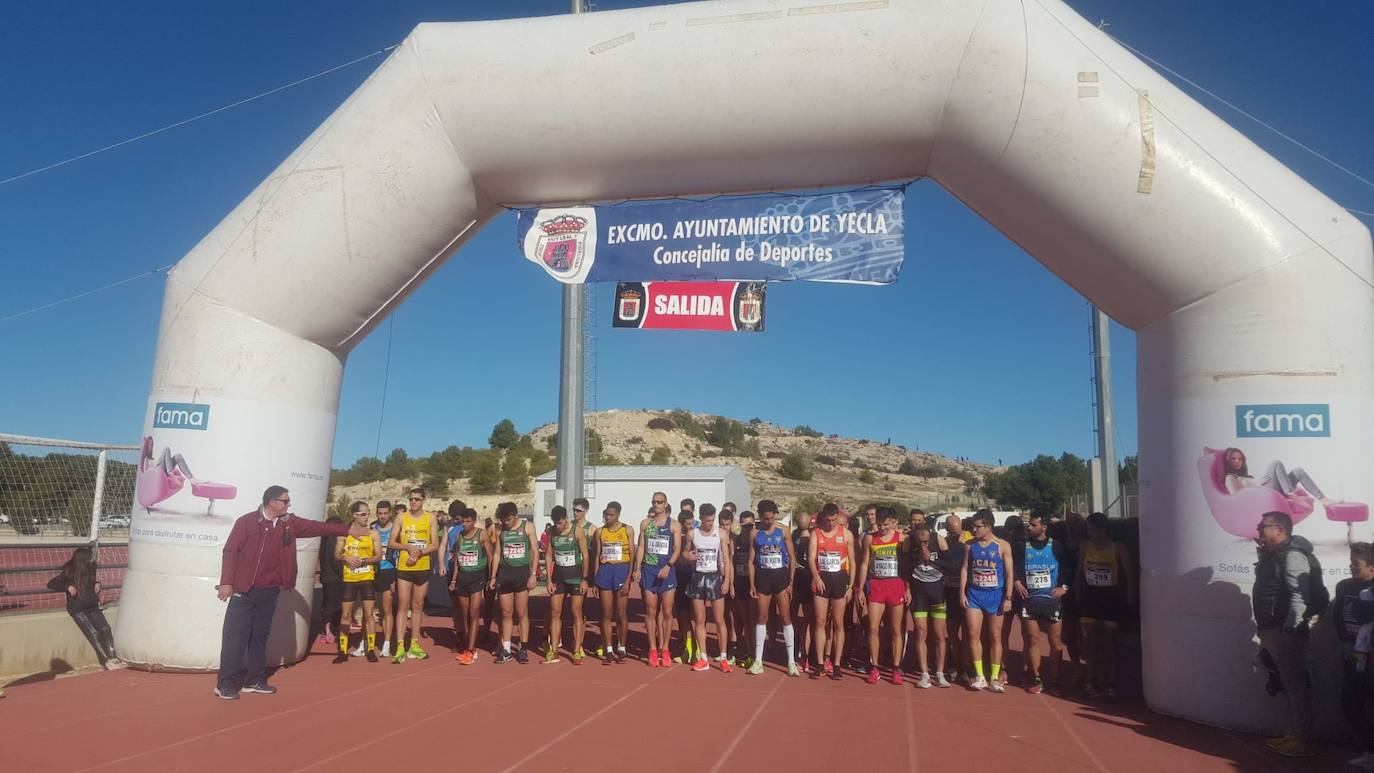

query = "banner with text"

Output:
[[613, 281, 766, 332], [516, 188, 903, 285]]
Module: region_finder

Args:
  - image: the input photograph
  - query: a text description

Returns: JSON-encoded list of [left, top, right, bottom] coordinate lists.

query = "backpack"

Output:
[[1288, 546, 1330, 620]]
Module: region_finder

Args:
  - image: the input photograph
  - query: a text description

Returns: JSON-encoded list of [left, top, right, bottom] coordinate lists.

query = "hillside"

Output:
[[329, 409, 999, 517]]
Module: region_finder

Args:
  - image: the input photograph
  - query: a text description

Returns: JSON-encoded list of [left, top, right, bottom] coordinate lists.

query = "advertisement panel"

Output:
[[517, 188, 904, 285], [613, 281, 766, 332]]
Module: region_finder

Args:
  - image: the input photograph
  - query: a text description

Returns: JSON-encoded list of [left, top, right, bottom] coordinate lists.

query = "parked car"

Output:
[[99, 515, 131, 529]]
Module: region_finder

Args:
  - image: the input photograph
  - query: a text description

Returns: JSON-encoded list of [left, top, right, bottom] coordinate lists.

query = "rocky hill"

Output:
[[329, 409, 999, 517]]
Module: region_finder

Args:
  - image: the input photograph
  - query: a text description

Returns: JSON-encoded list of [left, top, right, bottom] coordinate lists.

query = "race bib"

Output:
[[818, 551, 843, 573], [1086, 566, 1113, 587], [696, 548, 719, 573], [503, 542, 527, 560], [873, 557, 898, 579], [1027, 570, 1052, 590], [601, 543, 624, 562], [760, 552, 785, 570], [973, 568, 999, 588], [554, 552, 577, 567], [346, 564, 371, 576], [458, 551, 479, 568], [408, 539, 427, 550], [647, 537, 670, 556]]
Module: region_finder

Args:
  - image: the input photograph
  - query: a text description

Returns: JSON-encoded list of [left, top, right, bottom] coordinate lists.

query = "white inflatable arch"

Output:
[[119, 0, 1372, 732]]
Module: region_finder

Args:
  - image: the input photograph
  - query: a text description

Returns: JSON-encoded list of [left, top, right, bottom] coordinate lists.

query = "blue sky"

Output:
[[1, 1, 1370, 469]]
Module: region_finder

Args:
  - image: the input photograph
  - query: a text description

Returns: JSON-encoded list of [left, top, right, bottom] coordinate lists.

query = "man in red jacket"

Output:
[[214, 485, 361, 700]]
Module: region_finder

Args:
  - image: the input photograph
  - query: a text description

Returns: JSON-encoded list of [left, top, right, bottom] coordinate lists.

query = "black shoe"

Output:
[[332, 652, 348, 664], [213, 686, 239, 701], [241, 682, 277, 695], [829, 668, 844, 682], [366, 650, 378, 663], [515, 646, 530, 665], [615, 649, 627, 663], [495, 648, 514, 664]]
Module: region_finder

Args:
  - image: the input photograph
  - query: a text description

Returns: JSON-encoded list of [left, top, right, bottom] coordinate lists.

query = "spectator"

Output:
[[214, 485, 359, 700], [1252, 510, 1323, 758], [48, 547, 125, 670], [1333, 542, 1374, 769], [317, 516, 344, 647]]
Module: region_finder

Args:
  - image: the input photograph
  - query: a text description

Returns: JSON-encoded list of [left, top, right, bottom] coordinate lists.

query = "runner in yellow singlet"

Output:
[[388, 487, 437, 664], [591, 502, 634, 663], [333, 501, 381, 664]]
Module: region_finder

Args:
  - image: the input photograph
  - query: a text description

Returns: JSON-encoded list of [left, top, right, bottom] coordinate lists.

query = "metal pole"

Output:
[[1092, 306, 1122, 517], [555, 0, 588, 512], [90, 449, 107, 545]]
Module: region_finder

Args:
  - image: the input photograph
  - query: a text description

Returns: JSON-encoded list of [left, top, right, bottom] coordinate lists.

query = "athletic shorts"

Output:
[[686, 571, 724, 601], [754, 567, 791, 596], [865, 577, 905, 606], [640, 564, 677, 594], [496, 565, 531, 594], [1019, 595, 1063, 623], [373, 568, 397, 594], [965, 587, 1005, 616], [733, 562, 751, 594], [596, 563, 631, 591], [342, 581, 376, 604], [550, 579, 583, 596], [909, 581, 945, 618], [792, 571, 814, 603], [1079, 585, 1127, 623], [396, 569, 430, 586], [818, 571, 850, 600], [452, 571, 486, 596]]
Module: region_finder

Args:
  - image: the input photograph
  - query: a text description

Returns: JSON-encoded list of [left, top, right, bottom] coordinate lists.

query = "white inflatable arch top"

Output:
[[120, 0, 1372, 732]]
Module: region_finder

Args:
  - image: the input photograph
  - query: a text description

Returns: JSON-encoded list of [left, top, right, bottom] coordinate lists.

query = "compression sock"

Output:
[[339, 634, 349, 653], [783, 625, 796, 665], [974, 661, 985, 679], [367, 633, 376, 651], [754, 625, 767, 664], [990, 663, 1002, 681]]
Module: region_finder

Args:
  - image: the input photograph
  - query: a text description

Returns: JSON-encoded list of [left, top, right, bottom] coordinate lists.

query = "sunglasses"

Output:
[[408, 497, 423, 502], [274, 498, 291, 506]]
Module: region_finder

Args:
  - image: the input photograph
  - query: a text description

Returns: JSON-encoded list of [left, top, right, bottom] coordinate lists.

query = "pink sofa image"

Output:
[[136, 466, 186, 511], [1198, 447, 1313, 539]]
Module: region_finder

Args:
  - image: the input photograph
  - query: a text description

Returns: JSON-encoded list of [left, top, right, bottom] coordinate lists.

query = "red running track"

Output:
[[0, 604, 1350, 772]]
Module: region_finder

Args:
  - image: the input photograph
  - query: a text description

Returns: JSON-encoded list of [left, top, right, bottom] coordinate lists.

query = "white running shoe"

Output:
[[915, 672, 932, 689], [935, 673, 951, 688], [970, 676, 988, 691], [380, 642, 391, 658], [989, 679, 1005, 694], [351, 641, 365, 657]]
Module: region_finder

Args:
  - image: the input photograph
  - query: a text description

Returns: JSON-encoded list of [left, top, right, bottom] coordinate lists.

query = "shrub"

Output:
[[766, 451, 787, 460], [883, 482, 896, 492], [779, 454, 812, 481], [794, 425, 822, 438], [469, 455, 501, 494], [815, 454, 839, 467], [650, 446, 671, 465], [792, 493, 828, 516], [647, 416, 676, 431], [859, 469, 877, 484]]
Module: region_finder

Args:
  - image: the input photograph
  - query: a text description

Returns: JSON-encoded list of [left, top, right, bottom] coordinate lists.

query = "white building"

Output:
[[531, 465, 752, 534]]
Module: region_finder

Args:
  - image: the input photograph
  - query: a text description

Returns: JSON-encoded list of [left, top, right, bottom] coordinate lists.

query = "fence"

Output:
[[0, 434, 137, 615], [1066, 491, 1140, 519]]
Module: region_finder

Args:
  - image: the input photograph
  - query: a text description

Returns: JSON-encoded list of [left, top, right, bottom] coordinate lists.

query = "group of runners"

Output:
[[326, 488, 1136, 696]]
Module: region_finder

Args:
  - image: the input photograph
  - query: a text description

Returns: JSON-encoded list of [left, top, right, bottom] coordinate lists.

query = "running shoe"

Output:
[[829, 667, 843, 682], [380, 642, 391, 659], [515, 646, 530, 665], [572, 649, 585, 666], [602, 651, 614, 666], [241, 682, 277, 695], [351, 641, 366, 657], [495, 648, 513, 664], [615, 648, 627, 664], [891, 669, 904, 686], [544, 646, 559, 665], [989, 679, 1005, 694], [692, 657, 710, 672], [596, 646, 605, 658], [366, 650, 378, 663], [332, 652, 348, 665], [408, 644, 428, 661], [392, 650, 406, 665], [822, 659, 834, 678], [213, 687, 239, 701], [747, 659, 765, 675], [1027, 678, 1044, 695], [866, 667, 880, 685], [721, 659, 734, 674], [1265, 736, 1315, 758], [1104, 686, 1118, 703], [935, 673, 951, 688], [969, 676, 988, 691], [1083, 682, 1102, 700], [649, 650, 661, 668], [915, 672, 932, 689], [786, 662, 801, 677], [660, 649, 672, 667]]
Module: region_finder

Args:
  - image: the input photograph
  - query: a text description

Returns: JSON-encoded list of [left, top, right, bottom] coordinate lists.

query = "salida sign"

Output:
[[613, 281, 766, 332]]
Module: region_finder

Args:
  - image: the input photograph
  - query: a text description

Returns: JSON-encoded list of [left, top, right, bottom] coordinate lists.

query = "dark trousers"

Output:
[[1344, 659, 1374, 751], [69, 608, 117, 665], [319, 582, 343, 635], [218, 586, 281, 691]]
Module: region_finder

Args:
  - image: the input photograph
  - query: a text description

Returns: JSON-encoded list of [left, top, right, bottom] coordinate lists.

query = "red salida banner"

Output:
[[613, 281, 766, 332]]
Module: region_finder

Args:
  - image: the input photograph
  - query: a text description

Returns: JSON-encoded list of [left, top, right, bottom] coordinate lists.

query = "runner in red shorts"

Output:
[[857, 507, 909, 685]]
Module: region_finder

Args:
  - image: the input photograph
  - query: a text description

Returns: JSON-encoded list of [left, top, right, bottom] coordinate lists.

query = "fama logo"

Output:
[[1235, 404, 1329, 438], [153, 402, 210, 431]]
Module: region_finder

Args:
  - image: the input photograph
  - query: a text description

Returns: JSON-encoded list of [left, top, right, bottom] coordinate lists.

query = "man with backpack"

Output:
[[1252, 510, 1327, 758]]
